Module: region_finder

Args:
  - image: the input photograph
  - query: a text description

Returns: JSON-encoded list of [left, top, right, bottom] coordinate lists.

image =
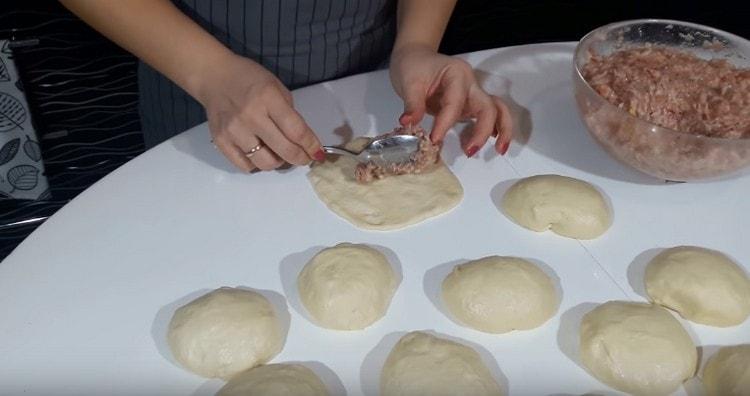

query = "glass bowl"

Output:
[[573, 19, 750, 181]]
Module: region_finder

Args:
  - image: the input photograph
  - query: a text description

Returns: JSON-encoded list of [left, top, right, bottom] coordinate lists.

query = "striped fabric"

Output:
[[138, 0, 397, 147]]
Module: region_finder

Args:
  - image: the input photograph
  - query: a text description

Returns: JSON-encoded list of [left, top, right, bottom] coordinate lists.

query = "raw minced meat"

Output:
[[355, 125, 441, 183], [582, 46, 750, 139]]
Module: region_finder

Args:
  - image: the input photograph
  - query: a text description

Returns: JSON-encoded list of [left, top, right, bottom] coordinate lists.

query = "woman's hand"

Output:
[[390, 43, 513, 157], [195, 54, 325, 172], [59, 0, 323, 172]]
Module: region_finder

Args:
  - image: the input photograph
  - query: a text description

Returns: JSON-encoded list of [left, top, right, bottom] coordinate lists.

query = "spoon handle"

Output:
[[321, 146, 360, 158]]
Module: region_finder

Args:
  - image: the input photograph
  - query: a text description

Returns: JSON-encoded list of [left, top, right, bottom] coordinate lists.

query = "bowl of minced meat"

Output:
[[573, 19, 750, 181]]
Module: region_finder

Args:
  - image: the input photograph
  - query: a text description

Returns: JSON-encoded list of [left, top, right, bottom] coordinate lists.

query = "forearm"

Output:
[[392, 0, 457, 53], [60, 0, 233, 104]]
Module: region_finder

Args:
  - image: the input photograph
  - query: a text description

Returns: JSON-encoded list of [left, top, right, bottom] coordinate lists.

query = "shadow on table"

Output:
[[556, 302, 598, 375], [626, 248, 665, 300], [474, 43, 662, 185], [489, 178, 519, 215], [190, 378, 223, 396], [170, 131, 240, 174], [359, 330, 508, 396], [475, 69, 533, 161]]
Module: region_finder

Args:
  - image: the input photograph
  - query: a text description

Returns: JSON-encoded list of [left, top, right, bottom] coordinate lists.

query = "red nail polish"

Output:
[[500, 140, 510, 155], [466, 145, 479, 158], [313, 149, 326, 162], [399, 113, 411, 125]]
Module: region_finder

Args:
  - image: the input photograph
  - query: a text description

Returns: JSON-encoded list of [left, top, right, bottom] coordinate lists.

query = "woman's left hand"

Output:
[[389, 43, 513, 157]]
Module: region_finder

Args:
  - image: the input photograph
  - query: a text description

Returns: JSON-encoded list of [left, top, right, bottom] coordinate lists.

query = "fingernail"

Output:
[[313, 149, 326, 162], [399, 112, 411, 125], [499, 140, 510, 155], [466, 145, 479, 158]]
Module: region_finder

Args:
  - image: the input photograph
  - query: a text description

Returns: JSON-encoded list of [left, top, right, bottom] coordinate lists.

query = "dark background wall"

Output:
[[441, 0, 750, 54], [1, 0, 748, 259]]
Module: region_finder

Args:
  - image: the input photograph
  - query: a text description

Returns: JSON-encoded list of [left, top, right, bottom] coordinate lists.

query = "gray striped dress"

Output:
[[138, 0, 397, 147]]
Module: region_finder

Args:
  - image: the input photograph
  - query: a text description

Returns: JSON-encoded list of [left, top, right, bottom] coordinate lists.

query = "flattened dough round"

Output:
[[217, 364, 329, 396], [298, 243, 398, 330], [381, 331, 504, 396], [501, 174, 611, 239], [580, 301, 697, 395], [645, 246, 750, 327], [167, 287, 284, 379], [702, 345, 750, 396], [441, 256, 559, 333], [308, 138, 463, 230]]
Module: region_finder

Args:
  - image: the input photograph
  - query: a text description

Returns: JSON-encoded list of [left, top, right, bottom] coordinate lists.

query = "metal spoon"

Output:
[[322, 135, 420, 166]]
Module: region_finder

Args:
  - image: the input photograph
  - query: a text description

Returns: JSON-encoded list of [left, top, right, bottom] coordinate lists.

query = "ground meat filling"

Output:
[[355, 125, 441, 183], [582, 46, 750, 139]]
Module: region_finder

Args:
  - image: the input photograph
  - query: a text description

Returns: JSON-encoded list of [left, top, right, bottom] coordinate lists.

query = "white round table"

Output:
[[1, 43, 748, 395]]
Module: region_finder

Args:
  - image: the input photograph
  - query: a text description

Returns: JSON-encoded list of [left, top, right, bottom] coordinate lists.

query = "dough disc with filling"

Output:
[[308, 138, 463, 230]]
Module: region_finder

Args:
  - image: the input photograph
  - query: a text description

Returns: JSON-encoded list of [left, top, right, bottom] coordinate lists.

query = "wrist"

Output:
[[182, 46, 238, 106], [392, 41, 435, 56], [391, 42, 437, 67]]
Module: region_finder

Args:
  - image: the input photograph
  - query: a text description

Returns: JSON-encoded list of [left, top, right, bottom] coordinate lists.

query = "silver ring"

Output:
[[244, 143, 264, 158]]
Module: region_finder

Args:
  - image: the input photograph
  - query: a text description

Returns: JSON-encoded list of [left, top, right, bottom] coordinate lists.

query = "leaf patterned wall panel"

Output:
[[0, 2, 144, 259]]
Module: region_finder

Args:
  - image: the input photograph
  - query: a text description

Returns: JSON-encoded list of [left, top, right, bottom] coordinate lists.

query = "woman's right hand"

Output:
[[195, 53, 325, 172]]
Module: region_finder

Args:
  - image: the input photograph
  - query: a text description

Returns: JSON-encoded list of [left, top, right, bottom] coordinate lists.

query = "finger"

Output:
[[491, 96, 514, 155], [430, 74, 468, 144], [267, 101, 324, 162], [463, 91, 496, 157], [247, 143, 284, 171], [399, 81, 427, 127], [231, 129, 284, 171], [224, 114, 287, 170], [212, 133, 255, 172], [254, 117, 311, 166]]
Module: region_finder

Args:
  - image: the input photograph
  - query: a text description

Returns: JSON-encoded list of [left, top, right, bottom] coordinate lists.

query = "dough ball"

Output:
[[217, 364, 329, 396], [501, 175, 611, 239], [702, 345, 750, 396], [580, 301, 697, 395], [298, 243, 398, 330], [381, 331, 504, 396], [167, 287, 284, 379], [645, 246, 750, 327], [441, 256, 559, 333], [308, 138, 463, 231]]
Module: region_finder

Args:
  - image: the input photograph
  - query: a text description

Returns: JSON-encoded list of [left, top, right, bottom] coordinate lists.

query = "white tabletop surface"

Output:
[[1, 42, 748, 396]]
